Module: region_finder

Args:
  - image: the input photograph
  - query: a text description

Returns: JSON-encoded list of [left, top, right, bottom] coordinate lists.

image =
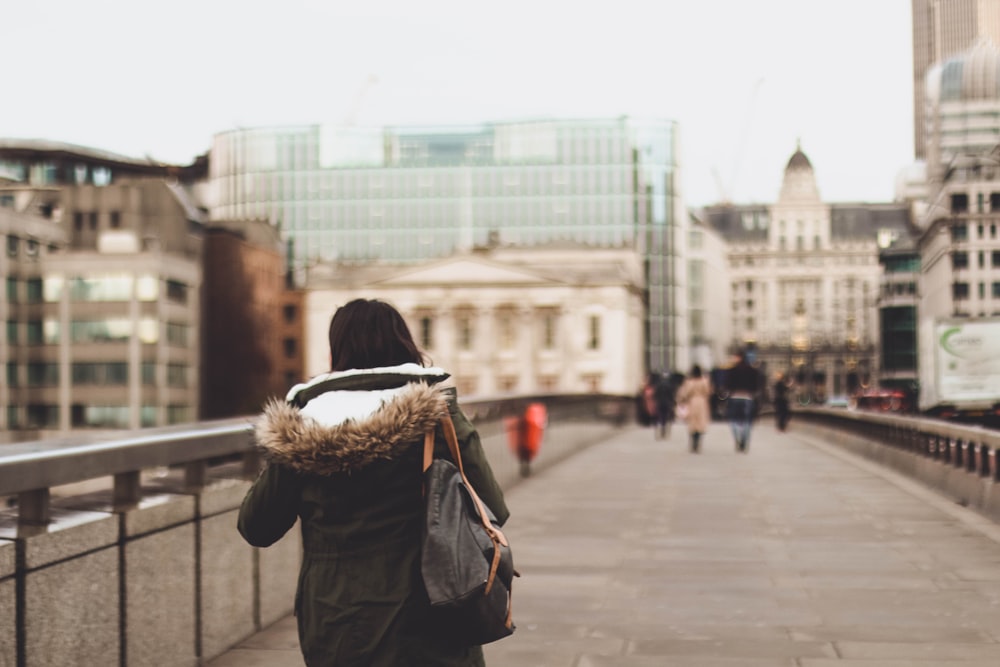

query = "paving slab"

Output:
[[209, 420, 1000, 665]]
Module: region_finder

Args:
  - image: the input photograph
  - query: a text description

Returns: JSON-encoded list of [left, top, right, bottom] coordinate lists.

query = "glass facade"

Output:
[[210, 116, 683, 370]]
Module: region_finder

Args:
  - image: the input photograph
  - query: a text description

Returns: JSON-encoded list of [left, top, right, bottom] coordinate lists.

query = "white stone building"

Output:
[[703, 146, 912, 400], [301, 245, 646, 397]]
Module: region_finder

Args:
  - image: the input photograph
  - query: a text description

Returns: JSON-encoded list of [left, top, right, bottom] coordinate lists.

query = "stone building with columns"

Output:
[[300, 244, 646, 398]]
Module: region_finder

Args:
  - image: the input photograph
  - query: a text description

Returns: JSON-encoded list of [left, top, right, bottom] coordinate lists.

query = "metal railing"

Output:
[[795, 406, 1000, 477], [0, 392, 631, 526]]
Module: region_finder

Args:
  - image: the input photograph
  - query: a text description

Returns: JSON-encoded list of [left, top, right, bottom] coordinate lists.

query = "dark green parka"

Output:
[[238, 364, 509, 667]]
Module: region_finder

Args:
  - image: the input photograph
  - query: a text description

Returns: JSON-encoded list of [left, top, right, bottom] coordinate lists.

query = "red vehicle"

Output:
[[854, 389, 911, 413]]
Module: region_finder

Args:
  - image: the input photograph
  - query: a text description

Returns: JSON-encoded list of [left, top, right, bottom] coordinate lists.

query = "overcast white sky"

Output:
[[2, 0, 914, 207]]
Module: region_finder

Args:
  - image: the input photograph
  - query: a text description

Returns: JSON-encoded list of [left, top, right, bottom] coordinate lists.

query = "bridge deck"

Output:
[[209, 420, 1000, 666]]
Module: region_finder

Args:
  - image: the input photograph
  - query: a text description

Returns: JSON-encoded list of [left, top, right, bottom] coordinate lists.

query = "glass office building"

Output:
[[210, 116, 685, 372]]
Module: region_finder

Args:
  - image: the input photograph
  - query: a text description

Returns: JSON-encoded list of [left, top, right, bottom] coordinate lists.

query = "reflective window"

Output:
[[138, 318, 159, 344], [137, 276, 159, 301], [69, 275, 133, 302], [71, 319, 132, 343], [141, 406, 157, 427], [71, 405, 129, 428], [43, 275, 63, 302]]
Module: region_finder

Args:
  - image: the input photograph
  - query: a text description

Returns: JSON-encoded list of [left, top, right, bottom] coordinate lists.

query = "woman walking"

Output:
[[238, 298, 509, 666], [676, 365, 712, 453]]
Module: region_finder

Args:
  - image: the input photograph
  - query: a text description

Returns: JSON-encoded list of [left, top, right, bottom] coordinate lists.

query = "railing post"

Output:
[[242, 449, 263, 479], [17, 488, 51, 526], [114, 471, 142, 507], [185, 461, 208, 489]]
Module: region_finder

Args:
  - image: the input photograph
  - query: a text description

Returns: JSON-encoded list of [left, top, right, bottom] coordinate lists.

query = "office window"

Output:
[[70, 274, 133, 302], [6, 320, 17, 344], [72, 405, 129, 428], [167, 405, 192, 425], [110, 211, 121, 229], [26, 404, 59, 428], [165, 280, 187, 303], [137, 276, 159, 301], [283, 304, 297, 323], [71, 319, 131, 343], [283, 338, 297, 358], [7, 363, 18, 387], [142, 362, 156, 385], [6, 235, 18, 257], [951, 224, 968, 242], [166, 322, 189, 347], [993, 282, 1000, 299], [952, 252, 969, 269], [6, 277, 17, 303], [953, 282, 970, 300], [7, 405, 20, 428], [26, 363, 59, 386], [141, 406, 157, 427], [167, 364, 187, 387]]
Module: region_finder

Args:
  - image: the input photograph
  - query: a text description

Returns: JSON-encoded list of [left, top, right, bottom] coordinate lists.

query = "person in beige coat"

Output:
[[676, 365, 712, 453]]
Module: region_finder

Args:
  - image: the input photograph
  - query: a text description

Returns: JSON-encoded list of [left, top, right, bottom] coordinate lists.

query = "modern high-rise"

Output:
[[912, 0, 1000, 159], [0, 140, 205, 435], [924, 38, 1000, 185], [209, 117, 687, 374]]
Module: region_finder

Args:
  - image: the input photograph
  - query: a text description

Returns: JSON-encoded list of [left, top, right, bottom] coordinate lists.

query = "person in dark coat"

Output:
[[725, 349, 761, 452], [652, 373, 676, 440], [238, 298, 509, 667], [773, 373, 791, 432]]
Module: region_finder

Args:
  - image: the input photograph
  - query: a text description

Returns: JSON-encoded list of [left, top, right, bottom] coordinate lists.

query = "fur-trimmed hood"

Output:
[[254, 364, 452, 475]]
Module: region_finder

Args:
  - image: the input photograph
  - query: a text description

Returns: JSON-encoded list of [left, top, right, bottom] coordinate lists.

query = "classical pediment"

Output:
[[373, 256, 562, 286]]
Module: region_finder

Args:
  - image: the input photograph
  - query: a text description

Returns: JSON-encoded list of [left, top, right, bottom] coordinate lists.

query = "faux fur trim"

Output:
[[254, 381, 449, 475]]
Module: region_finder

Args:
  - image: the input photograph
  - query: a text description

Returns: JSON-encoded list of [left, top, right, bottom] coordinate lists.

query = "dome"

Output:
[[932, 38, 1000, 102], [785, 144, 812, 171]]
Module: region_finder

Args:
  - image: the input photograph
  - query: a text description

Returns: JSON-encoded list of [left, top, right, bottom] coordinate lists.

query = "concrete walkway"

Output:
[[209, 420, 1000, 666]]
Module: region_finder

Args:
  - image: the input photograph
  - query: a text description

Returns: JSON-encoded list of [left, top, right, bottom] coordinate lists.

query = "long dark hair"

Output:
[[328, 299, 426, 371]]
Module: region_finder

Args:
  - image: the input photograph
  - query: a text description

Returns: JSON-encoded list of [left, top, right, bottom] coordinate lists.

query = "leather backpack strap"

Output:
[[424, 414, 516, 629]]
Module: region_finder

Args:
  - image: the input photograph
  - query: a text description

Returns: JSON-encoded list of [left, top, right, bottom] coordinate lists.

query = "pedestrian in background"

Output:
[[773, 373, 791, 432], [676, 365, 711, 453], [725, 350, 761, 453], [238, 298, 508, 666], [652, 373, 676, 440]]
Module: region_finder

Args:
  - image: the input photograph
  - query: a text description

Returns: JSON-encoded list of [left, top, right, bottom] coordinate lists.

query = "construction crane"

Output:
[[712, 77, 764, 205], [343, 73, 379, 126]]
